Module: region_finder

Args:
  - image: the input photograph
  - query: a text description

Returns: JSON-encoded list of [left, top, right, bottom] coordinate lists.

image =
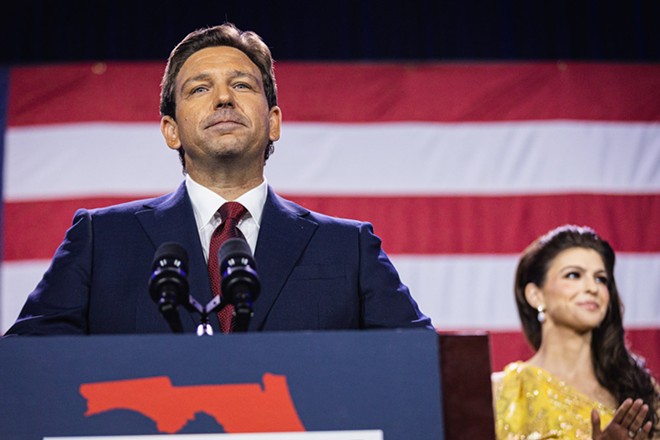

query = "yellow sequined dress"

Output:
[[493, 361, 615, 440]]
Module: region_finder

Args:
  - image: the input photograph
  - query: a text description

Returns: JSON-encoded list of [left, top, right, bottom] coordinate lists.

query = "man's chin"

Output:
[[210, 145, 265, 166]]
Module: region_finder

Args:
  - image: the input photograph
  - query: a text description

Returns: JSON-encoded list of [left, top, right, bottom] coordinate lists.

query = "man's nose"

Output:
[[215, 86, 234, 108]]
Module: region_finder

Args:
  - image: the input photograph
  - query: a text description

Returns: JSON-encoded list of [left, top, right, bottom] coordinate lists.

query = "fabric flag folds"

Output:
[[1, 62, 659, 375]]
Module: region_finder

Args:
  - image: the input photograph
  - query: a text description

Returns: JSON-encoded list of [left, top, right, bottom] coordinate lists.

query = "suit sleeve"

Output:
[[4, 209, 94, 335], [357, 222, 434, 330]]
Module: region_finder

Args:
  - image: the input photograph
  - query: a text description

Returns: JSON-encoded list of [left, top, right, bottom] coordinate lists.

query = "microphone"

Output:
[[218, 237, 260, 332], [148, 242, 190, 333]]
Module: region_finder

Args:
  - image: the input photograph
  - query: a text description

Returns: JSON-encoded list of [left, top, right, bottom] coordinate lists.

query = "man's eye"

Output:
[[191, 86, 208, 94], [234, 82, 251, 90]]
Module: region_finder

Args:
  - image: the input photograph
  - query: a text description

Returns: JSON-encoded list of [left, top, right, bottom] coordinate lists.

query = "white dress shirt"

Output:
[[185, 174, 267, 262]]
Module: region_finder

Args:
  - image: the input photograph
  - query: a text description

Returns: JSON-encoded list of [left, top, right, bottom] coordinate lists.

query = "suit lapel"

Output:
[[250, 187, 317, 330], [133, 184, 317, 333], [135, 183, 215, 331]]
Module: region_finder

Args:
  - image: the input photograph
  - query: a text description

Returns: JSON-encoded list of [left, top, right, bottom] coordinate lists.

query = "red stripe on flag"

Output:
[[8, 63, 163, 125], [489, 328, 660, 380], [3, 197, 142, 261], [284, 193, 660, 254], [4, 193, 658, 261], [9, 63, 660, 126], [278, 63, 660, 122]]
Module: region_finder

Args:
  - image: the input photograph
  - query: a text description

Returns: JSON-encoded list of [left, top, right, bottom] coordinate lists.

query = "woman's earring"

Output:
[[537, 305, 546, 323]]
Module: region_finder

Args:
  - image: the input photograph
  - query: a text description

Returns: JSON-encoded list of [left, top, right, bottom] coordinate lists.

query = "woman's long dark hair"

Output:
[[514, 225, 658, 435]]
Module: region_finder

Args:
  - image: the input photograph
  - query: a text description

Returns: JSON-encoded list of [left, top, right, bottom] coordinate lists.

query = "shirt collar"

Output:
[[185, 174, 268, 229]]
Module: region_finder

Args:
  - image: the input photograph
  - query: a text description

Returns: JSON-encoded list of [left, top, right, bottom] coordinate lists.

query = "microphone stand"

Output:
[[231, 285, 255, 333], [184, 295, 222, 336], [186, 293, 254, 335], [158, 297, 185, 334]]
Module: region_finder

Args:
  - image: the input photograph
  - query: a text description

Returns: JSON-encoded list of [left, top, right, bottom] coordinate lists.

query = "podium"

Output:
[[0, 330, 495, 439]]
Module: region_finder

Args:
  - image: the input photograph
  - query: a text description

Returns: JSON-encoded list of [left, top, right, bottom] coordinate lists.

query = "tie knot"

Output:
[[219, 201, 247, 223]]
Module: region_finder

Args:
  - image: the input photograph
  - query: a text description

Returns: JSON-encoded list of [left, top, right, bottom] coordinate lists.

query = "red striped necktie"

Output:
[[207, 201, 247, 333]]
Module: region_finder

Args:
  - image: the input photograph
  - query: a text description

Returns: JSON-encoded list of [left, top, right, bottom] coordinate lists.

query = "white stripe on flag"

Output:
[[392, 253, 660, 330], [5, 121, 660, 200], [3, 253, 658, 333]]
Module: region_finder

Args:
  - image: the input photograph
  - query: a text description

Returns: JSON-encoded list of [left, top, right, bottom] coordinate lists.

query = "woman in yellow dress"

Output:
[[492, 225, 659, 439]]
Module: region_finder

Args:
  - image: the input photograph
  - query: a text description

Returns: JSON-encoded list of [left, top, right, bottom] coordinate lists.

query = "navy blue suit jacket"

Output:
[[6, 184, 432, 335]]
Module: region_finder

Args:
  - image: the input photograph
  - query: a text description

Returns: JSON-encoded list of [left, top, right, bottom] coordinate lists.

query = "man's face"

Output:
[[161, 46, 281, 176]]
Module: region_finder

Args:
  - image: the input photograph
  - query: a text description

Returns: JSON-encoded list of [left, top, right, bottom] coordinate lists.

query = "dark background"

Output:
[[1, 0, 659, 64]]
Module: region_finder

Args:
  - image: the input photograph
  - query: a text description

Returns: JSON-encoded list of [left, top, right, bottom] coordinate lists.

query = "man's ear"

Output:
[[268, 105, 282, 143], [161, 115, 181, 150]]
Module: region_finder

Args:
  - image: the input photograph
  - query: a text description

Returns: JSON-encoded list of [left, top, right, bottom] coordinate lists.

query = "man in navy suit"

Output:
[[6, 23, 432, 335]]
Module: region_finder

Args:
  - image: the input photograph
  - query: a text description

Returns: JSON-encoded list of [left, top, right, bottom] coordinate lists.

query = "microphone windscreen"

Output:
[[152, 242, 189, 270], [218, 237, 253, 266]]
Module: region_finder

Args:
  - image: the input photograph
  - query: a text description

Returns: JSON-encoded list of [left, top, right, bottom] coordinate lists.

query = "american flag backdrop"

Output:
[[1, 61, 659, 376]]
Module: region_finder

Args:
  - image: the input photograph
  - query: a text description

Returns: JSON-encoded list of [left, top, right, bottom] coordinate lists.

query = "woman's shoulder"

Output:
[[491, 361, 530, 383], [491, 361, 532, 397]]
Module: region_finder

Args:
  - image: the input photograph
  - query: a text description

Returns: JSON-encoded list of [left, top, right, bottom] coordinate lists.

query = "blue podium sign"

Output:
[[0, 329, 444, 439]]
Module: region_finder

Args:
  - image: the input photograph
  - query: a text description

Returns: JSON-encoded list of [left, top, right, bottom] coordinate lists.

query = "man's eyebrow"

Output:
[[227, 69, 260, 83], [179, 73, 212, 94], [179, 70, 261, 93]]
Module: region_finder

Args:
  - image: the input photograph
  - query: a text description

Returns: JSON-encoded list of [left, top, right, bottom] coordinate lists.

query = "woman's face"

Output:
[[537, 247, 610, 333]]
